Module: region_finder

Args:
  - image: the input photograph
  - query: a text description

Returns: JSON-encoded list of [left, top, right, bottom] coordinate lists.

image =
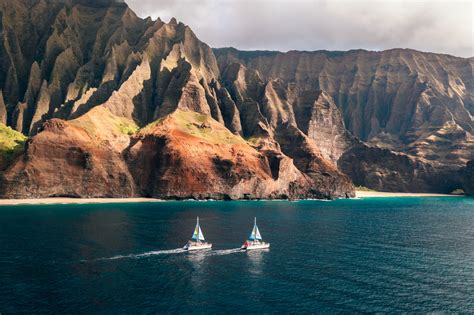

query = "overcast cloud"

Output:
[[126, 0, 473, 57]]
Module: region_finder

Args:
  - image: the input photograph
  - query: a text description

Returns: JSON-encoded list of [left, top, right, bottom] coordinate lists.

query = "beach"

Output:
[[0, 191, 465, 206], [355, 191, 462, 198]]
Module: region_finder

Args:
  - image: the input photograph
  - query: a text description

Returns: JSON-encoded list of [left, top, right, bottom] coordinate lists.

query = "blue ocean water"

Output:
[[0, 197, 473, 313]]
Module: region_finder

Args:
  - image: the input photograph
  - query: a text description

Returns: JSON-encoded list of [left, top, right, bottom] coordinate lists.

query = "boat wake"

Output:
[[91, 248, 186, 261], [85, 247, 245, 262], [134, 249, 187, 258]]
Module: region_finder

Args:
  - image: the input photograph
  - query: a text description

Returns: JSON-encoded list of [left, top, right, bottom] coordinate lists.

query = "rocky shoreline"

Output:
[[0, 190, 467, 206]]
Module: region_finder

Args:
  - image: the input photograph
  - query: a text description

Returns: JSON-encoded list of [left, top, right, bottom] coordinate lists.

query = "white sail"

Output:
[[254, 226, 262, 240], [198, 226, 205, 241]]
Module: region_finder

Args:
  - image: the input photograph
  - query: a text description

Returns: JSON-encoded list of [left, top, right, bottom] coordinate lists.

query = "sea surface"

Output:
[[1, 197, 473, 313]]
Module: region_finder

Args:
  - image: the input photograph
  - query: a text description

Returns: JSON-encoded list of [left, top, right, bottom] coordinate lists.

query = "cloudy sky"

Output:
[[126, 0, 473, 57]]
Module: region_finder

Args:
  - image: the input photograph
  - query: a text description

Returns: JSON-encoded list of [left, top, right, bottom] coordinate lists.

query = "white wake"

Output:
[[91, 248, 186, 261], [87, 247, 245, 262]]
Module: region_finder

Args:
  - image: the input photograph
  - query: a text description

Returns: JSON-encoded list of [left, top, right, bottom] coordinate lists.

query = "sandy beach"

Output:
[[355, 191, 462, 198]]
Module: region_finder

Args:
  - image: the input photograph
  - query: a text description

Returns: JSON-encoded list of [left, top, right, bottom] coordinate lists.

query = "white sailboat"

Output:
[[183, 216, 212, 251], [241, 217, 270, 250]]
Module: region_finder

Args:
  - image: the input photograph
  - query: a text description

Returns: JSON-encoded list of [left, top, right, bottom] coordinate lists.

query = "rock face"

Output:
[[215, 48, 474, 167], [215, 48, 473, 192], [463, 161, 474, 196], [0, 0, 470, 198], [0, 107, 354, 199], [126, 110, 353, 199], [1, 107, 137, 198], [338, 142, 462, 193], [0, 0, 220, 134]]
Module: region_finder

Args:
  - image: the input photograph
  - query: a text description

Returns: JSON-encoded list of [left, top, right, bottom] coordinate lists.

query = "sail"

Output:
[[192, 224, 199, 240], [249, 226, 256, 240], [249, 218, 263, 241], [198, 225, 205, 241], [192, 217, 205, 241], [254, 225, 262, 240]]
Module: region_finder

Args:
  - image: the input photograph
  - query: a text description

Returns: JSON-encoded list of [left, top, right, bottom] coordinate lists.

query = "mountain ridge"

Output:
[[215, 47, 473, 165], [0, 0, 472, 198], [214, 46, 474, 60]]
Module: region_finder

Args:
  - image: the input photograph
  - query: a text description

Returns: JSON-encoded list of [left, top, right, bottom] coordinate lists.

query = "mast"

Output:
[[195, 216, 205, 242], [197, 216, 201, 243], [254, 217, 257, 241], [249, 217, 256, 241], [254, 217, 262, 241]]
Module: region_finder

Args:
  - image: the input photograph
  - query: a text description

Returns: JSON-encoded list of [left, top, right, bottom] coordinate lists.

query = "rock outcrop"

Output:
[[125, 110, 353, 199], [0, 107, 137, 198], [338, 142, 462, 193]]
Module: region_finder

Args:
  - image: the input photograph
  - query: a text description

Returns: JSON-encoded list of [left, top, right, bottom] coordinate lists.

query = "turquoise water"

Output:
[[1, 197, 473, 313]]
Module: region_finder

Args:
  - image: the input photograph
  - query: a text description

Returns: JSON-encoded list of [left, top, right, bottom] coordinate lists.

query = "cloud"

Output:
[[126, 0, 473, 57]]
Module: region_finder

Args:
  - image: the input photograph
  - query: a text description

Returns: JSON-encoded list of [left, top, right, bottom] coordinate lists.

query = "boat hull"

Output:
[[183, 242, 212, 251], [241, 242, 270, 250]]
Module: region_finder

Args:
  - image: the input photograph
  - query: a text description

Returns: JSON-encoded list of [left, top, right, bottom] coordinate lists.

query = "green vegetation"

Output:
[[245, 136, 263, 146], [116, 121, 139, 136], [0, 124, 27, 168], [69, 107, 139, 140], [140, 116, 166, 133], [140, 110, 261, 147], [171, 110, 247, 145]]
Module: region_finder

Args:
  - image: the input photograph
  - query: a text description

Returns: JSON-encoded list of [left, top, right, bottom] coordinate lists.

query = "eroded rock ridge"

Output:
[[0, 0, 471, 198]]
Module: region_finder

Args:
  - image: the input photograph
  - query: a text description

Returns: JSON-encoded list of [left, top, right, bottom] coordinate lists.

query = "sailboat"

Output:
[[183, 216, 212, 251], [241, 217, 270, 250]]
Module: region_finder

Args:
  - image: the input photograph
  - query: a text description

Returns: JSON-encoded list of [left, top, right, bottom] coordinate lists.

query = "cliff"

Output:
[[0, 0, 471, 198], [0, 0, 353, 199], [214, 48, 473, 167], [214, 48, 472, 192], [0, 106, 353, 199]]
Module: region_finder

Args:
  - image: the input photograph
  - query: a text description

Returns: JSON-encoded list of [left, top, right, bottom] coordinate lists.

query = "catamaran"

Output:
[[183, 216, 212, 251], [241, 217, 270, 250]]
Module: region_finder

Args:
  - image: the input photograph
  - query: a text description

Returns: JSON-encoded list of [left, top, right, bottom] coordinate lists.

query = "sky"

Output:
[[126, 0, 473, 57]]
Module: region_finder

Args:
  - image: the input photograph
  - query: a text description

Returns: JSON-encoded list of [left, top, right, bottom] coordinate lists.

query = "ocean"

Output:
[[1, 197, 473, 313]]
